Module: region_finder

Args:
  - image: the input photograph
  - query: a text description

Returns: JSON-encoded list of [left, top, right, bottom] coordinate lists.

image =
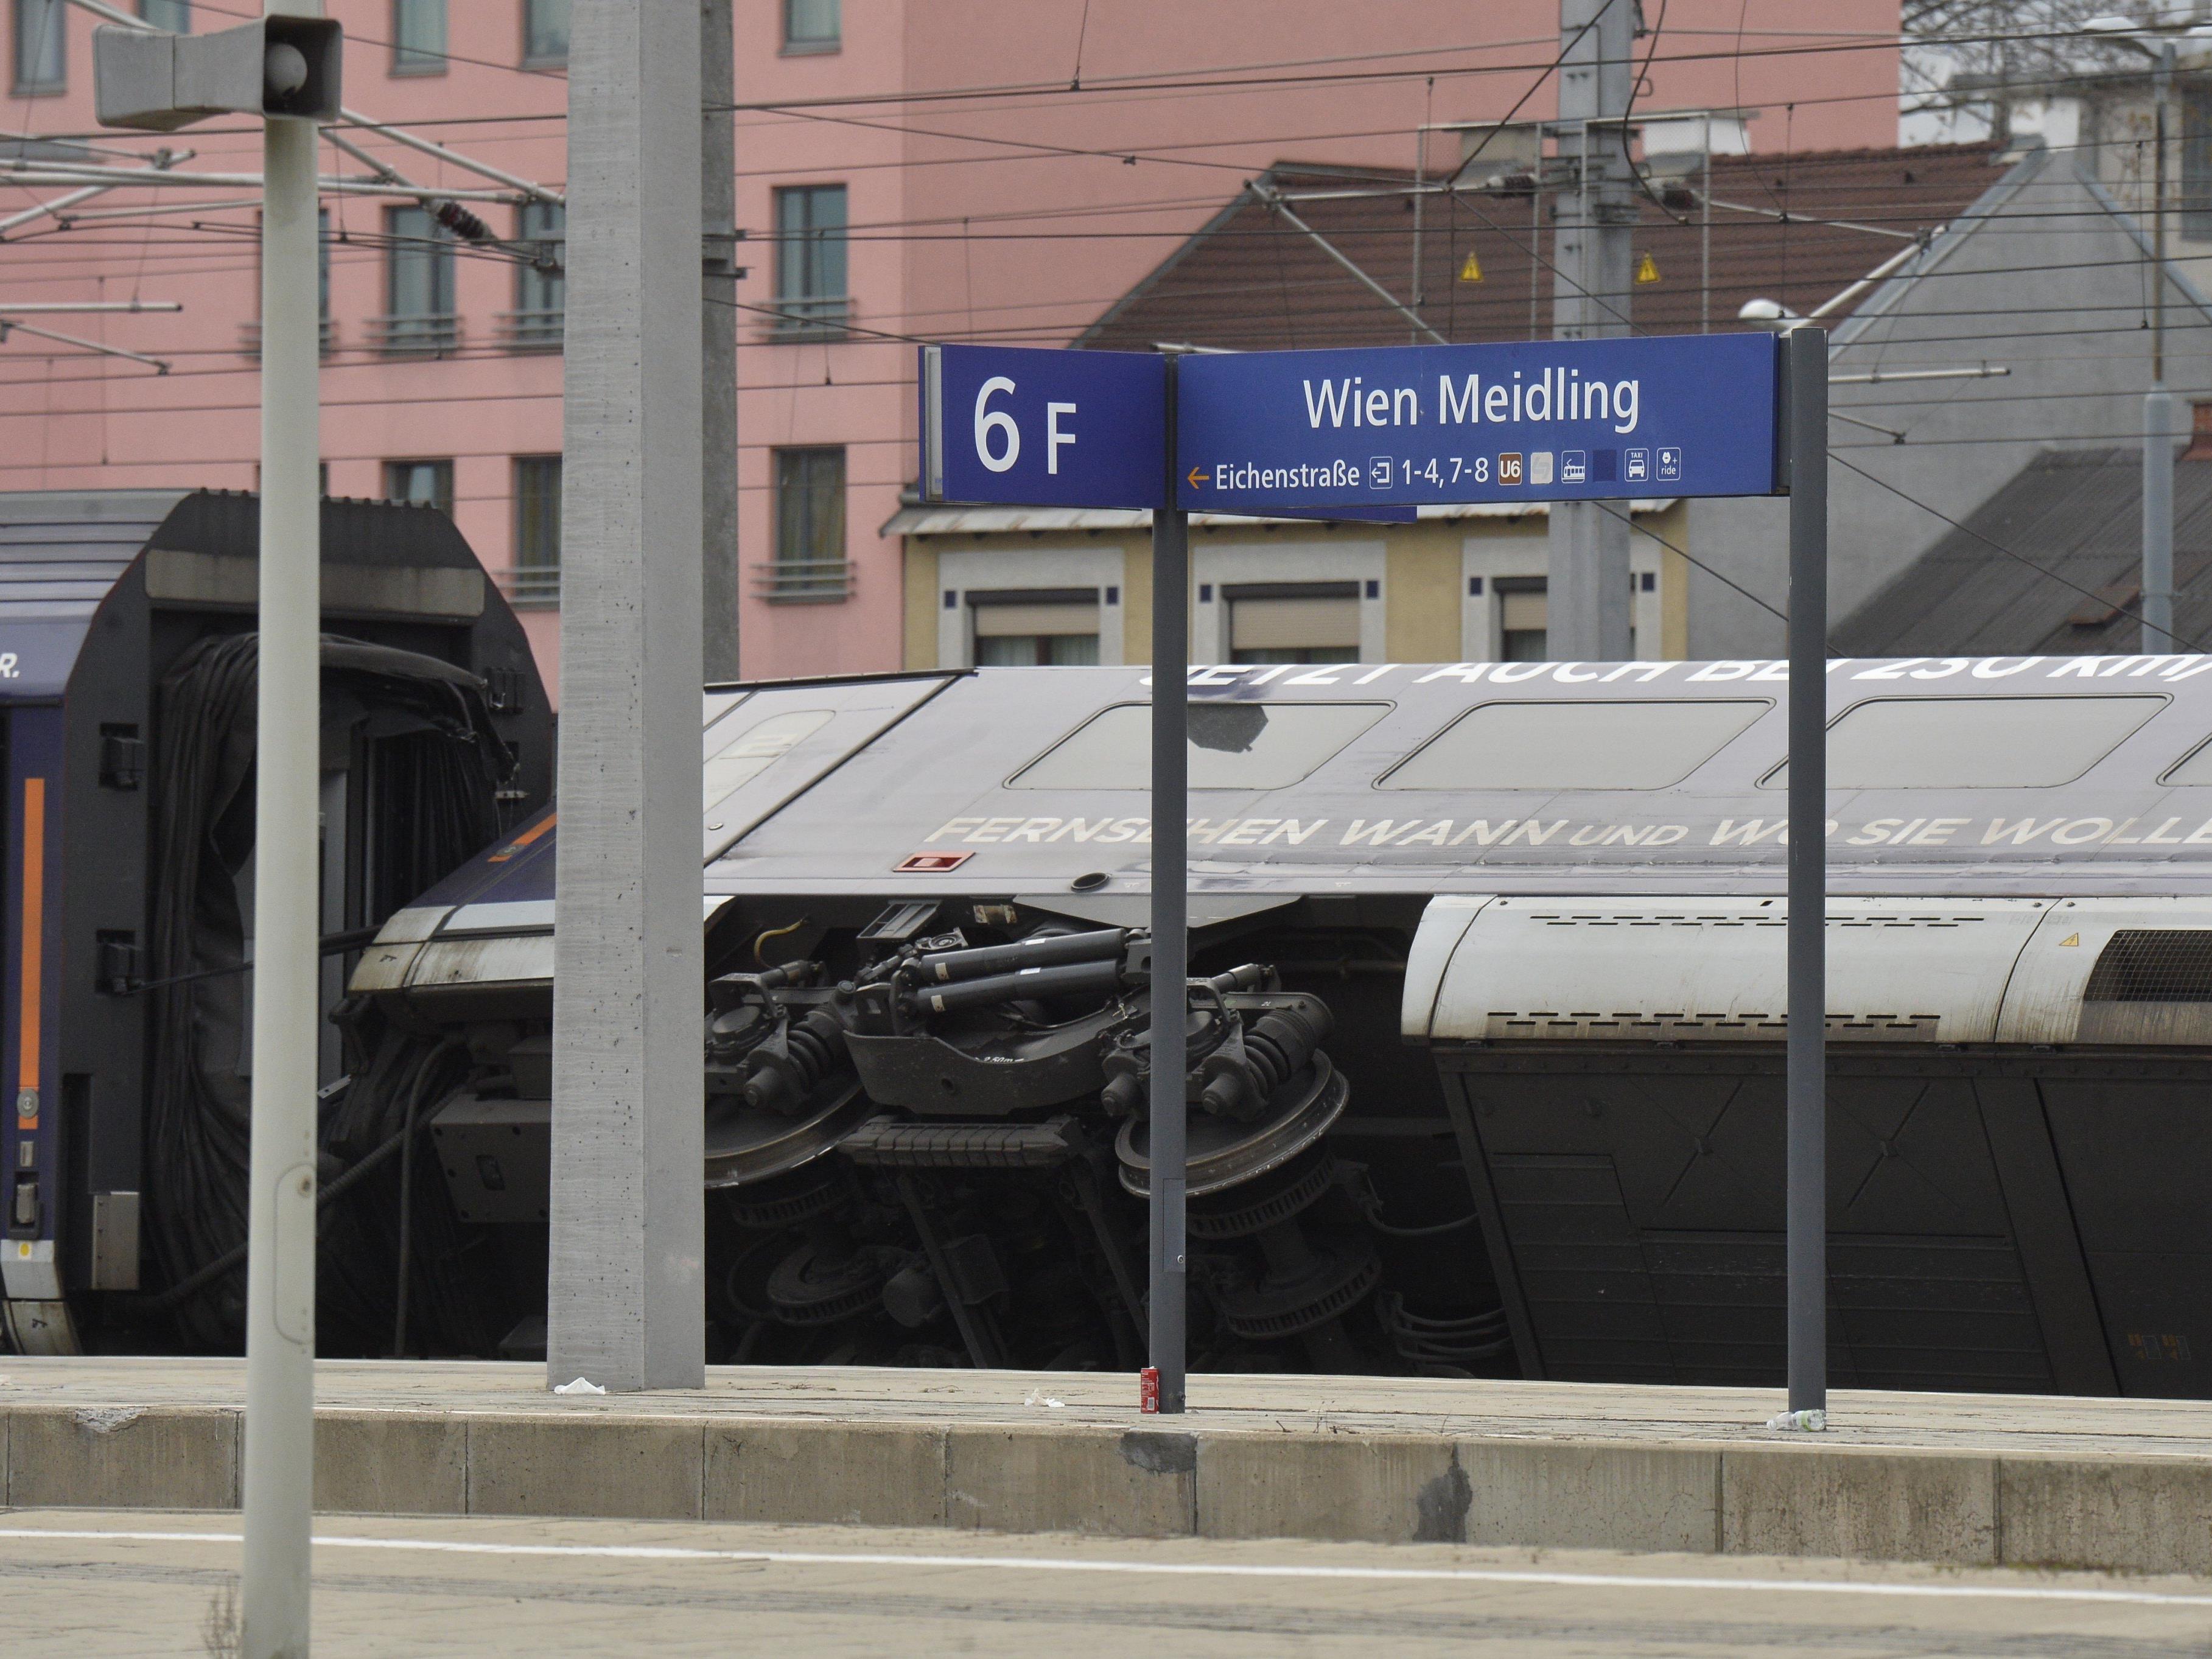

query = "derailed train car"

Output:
[[0, 491, 550, 1356], [349, 655, 2212, 1394]]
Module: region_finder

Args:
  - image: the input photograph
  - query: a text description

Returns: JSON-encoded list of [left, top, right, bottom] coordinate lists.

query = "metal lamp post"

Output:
[[2090, 18, 2186, 649], [93, 9, 342, 1655], [2147, 38, 2179, 654]]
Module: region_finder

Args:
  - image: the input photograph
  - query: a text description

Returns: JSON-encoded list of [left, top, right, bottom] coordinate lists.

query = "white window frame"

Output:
[[1460, 516, 1664, 662], [936, 543, 1127, 669], [1189, 539, 1385, 665]]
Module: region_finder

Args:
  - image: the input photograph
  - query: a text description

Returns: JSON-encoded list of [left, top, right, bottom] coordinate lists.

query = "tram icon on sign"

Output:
[[1656, 446, 1683, 481], [1623, 447, 1650, 482], [1560, 450, 1588, 483]]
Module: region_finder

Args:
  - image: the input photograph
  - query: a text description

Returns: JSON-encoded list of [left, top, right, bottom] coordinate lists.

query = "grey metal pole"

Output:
[[2145, 42, 2176, 654], [1149, 360, 1189, 1414], [1785, 323, 1829, 1418], [548, 0, 707, 1393], [2146, 389, 2175, 652], [1549, 0, 1635, 660], [240, 8, 324, 1653], [701, 0, 741, 680]]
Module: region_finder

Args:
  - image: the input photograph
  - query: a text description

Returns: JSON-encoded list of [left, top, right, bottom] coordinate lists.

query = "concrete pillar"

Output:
[[1547, 0, 1637, 661], [548, 0, 707, 1392], [702, 0, 740, 681]]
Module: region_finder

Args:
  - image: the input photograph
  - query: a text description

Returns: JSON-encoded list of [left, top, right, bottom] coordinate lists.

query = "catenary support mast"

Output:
[[548, 0, 708, 1394], [702, 0, 740, 680], [1548, 0, 1637, 660]]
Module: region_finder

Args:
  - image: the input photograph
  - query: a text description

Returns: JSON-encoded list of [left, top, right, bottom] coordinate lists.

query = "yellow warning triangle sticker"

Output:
[[1635, 251, 1661, 284], [1458, 250, 1484, 283], [2058, 933, 2081, 947]]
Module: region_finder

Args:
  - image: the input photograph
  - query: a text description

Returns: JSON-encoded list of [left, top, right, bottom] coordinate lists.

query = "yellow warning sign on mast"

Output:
[[1635, 251, 1661, 284], [1457, 251, 1484, 283]]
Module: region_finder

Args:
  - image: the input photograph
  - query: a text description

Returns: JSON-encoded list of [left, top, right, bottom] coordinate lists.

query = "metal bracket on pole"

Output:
[[1148, 354, 1190, 1415], [1249, 183, 1448, 345], [1784, 323, 1829, 1423]]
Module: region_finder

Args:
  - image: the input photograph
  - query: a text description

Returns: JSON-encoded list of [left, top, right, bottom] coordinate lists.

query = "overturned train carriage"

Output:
[[351, 655, 2212, 1396], [0, 490, 550, 1356]]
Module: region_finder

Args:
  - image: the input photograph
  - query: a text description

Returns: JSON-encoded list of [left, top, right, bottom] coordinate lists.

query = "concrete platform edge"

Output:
[[5, 1401, 2210, 1572]]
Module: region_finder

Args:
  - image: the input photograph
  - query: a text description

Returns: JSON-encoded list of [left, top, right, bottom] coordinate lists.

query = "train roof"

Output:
[[0, 488, 497, 700], [0, 490, 189, 697], [405, 655, 2212, 941]]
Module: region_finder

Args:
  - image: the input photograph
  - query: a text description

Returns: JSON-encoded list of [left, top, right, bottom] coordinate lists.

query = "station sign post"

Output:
[[920, 328, 1826, 1420], [921, 344, 1195, 1413]]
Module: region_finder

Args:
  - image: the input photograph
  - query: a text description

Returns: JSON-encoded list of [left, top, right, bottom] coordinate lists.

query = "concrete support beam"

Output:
[[547, 0, 707, 1393], [701, 0, 740, 680], [1547, 0, 1637, 661]]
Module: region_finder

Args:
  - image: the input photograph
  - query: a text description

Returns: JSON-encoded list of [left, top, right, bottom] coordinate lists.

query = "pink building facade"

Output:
[[0, 0, 1902, 695]]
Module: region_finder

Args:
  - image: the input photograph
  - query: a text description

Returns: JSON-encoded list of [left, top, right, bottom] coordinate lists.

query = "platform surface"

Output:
[[4, 1358, 2212, 1458], [9, 1509, 2212, 1658], [6, 1361, 2212, 1574]]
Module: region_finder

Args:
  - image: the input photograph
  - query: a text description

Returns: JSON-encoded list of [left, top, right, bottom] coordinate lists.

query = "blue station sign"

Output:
[[922, 344, 1169, 510], [1172, 332, 1783, 513]]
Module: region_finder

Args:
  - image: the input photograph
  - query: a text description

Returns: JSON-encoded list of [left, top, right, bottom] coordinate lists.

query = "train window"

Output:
[[703, 708, 835, 808], [1010, 701, 1389, 790], [2163, 736, 2212, 786], [1381, 699, 1769, 791], [1764, 695, 2165, 789]]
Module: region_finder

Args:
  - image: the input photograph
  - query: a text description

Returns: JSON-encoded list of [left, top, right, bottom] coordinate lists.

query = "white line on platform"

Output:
[[4, 1526, 2211, 1608]]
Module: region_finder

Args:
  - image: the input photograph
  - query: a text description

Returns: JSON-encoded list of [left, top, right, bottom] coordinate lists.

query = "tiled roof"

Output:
[[1833, 447, 2212, 657], [1082, 143, 2008, 352]]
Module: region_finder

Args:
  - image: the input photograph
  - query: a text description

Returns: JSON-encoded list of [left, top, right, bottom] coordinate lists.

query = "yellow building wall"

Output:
[[1383, 526, 1466, 662], [901, 505, 1693, 670], [901, 539, 940, 669]]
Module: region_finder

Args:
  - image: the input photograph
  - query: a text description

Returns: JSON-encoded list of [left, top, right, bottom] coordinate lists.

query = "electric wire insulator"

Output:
[[433, 200, 491, 242]]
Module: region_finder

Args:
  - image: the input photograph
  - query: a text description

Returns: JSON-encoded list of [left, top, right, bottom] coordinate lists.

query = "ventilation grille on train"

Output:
[[2084, 931, 2212, 1003]]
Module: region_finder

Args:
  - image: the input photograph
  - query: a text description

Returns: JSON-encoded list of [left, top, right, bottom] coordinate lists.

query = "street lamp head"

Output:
[[1738, 297, 1802, 325], [94, 16, 341, 132], [264, 43, 310, 102]]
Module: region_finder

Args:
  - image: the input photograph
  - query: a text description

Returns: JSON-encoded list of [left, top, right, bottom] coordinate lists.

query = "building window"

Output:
[[502, 200, 564, 350], [765, 447, 848, 602], [376, 204, 457, 354], [391, 0, 444, 74], [784, 0, 839, 52], [138, 0, 189, 30], [511, 456, 561, 607], [1496, 577, 1547, 661], [384, 459, 454, 519], [522, 0, 568, 67], [971, 590, 1101, 666], [2186, 89, 2212, 241], [1225, 582, 1360, 665], [13, 0, 65, 93], [772, 184, 848, 337]]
